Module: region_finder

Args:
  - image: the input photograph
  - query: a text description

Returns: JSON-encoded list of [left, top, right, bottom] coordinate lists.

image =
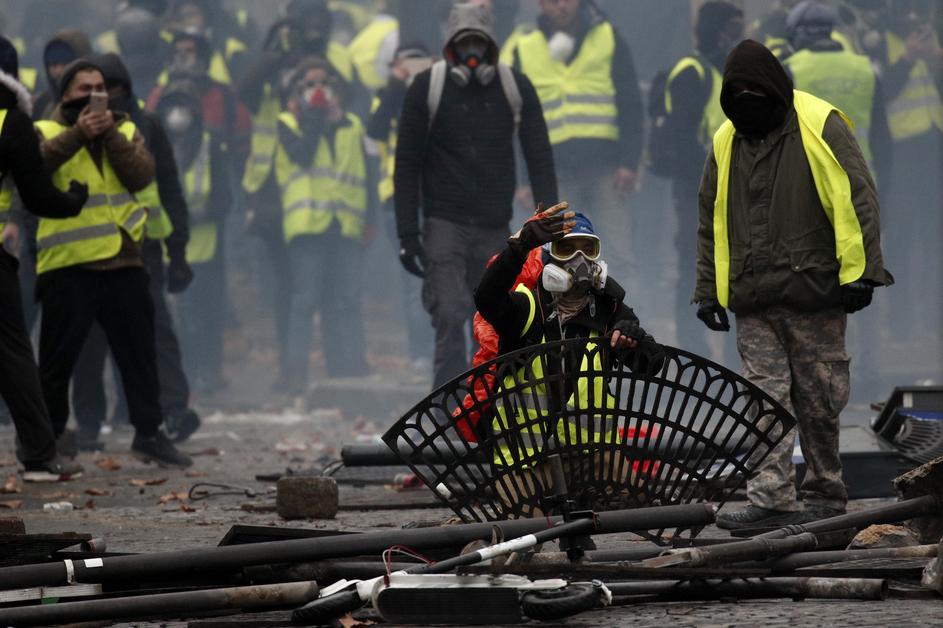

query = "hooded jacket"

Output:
[[394, 5, 557, 237], [694, 40, 891, 313], [95, 53, 191, 262], [32, 30, 94, 121]]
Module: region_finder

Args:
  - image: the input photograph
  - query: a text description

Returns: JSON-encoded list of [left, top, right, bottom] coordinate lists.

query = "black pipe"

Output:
[[0, 582, 320, 627], [606, 577, 887, 601], [758, 495, 941, 539], [760, 544, 938, 572], [0, 503, 715, 589]]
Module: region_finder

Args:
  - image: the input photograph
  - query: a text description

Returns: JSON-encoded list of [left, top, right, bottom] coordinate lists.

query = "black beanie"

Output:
[[0, 36, 19, 79], [58, 58, 104, 99], [696, 1, 743, 52]]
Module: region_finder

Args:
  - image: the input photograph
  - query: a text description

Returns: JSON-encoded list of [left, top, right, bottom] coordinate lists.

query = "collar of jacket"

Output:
[[734, 106, 799, 143], [537, 285, 615, 336]]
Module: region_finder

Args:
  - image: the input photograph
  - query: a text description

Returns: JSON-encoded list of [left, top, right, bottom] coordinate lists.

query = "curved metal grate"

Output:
[[382, 339, 795, 543]]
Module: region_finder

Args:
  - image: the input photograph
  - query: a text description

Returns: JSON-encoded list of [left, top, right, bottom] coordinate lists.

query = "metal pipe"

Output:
[[760, 544, 939, 572], [0, 582, 320, 627], [0, 503, 715, 589], [606, 577, 887, 601], [758, 495, 941, 539], [643, 529, 853, 568]]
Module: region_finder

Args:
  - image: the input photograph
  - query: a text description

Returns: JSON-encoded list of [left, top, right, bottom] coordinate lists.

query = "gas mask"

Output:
[[541, 254, 608, 296], [448, 32, 495, 86], [547, 31, 575, 62], [164, 106, 194, 134]]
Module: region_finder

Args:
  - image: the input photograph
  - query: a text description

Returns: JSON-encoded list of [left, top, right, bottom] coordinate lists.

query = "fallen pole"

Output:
[[605, 577, 887, 601], [0, 503, 715, 589], [760, 544, 939, 572], [0, 581, 320, 627]]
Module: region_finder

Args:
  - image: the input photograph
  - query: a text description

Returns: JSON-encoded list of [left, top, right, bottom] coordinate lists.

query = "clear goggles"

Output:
[[549, 235, 601, 262]]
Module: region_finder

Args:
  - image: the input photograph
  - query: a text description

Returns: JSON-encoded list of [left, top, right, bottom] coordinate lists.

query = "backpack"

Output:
[[426, 60, 523, 134]]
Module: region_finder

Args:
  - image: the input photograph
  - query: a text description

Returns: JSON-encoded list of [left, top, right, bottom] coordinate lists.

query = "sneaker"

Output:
[[23, 456, 84, 482], [165, 408, 201, 443], [795, 505, 846, 524], [715, 505, 804, 530], [131, 430, 193, 468]]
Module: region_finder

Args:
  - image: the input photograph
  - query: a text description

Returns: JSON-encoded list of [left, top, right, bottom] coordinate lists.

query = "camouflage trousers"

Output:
[[736, 305, 850, 512]]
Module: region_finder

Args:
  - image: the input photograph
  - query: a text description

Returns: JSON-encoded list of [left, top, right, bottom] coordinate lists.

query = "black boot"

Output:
[[715, 505, 804, 530], [132, 430, 193, 468]]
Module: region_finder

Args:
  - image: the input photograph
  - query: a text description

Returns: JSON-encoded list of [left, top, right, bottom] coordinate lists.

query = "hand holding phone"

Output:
[[89, 91, 108, 114]]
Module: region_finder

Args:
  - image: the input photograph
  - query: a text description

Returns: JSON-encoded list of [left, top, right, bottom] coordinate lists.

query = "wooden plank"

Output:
[[0, 583, 102, 605]]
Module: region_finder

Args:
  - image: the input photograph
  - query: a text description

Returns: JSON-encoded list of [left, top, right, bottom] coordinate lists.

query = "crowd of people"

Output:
[[0, 0, 938, 510]]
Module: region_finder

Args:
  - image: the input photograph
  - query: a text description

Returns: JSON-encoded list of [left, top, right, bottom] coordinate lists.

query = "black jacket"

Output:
[[0, 87, 83, 220], [393, 68, 557, 238], [508, 10, 645, 172]]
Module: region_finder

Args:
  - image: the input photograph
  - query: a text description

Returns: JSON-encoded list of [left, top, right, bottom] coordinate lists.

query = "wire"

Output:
[[382, 544, 434, 581]]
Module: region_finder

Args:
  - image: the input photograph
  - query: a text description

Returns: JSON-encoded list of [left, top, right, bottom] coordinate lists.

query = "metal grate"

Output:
[[382, 338, 795, 544]]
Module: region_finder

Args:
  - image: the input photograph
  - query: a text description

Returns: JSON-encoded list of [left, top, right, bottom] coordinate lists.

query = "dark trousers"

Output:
[[384, 206, 431, 362], [260, 231, 292, 380], [0, 249, 56, 463], [285, 226, 368, 381], [38, 266, 162, 437], [71, 244, 190, 434], [178, 252, 226, 390], [422, 217, 508, 388]]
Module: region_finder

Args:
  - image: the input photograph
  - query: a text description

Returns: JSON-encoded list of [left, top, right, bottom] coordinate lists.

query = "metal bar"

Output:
[[761, 544, 938, 572], [606, 577, 887, 601], [0, 582, 320, 627], [0, 503, 715, 589], [758, 495, 941, 539]]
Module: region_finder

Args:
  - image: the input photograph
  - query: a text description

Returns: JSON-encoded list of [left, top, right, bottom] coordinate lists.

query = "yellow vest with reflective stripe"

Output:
[[665, 55, 726, 148], [492, 286, 618, 466], [885, 31, 943, 140], [369, 95, 397, 204], [242, 42, 355, 194], [0, 110, 12, 229], [348, 15, 398, 91], [274, 111, 367, 242], [137, 180, 174, 240], [786, 49, 876, 165], [516, 22, 619, 144], [34, 119, 149, 274], [711, 91, 866, 308], [182, 133, 217, 263]]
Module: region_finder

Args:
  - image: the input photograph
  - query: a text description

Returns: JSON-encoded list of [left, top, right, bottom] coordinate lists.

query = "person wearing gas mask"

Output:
[[474, 203, 664, 515], [33, 57, 191, 467], [276, 57, 372, 392], [501, 0, 643, 282], [658, 0, 743, 363], [694, 40, 892, 529], [395, 2, 557, 389], [157, 79, 232, 396], [366, 43, 434, 374], [69, 52, 201, 451], [238, 0, 359, 392]]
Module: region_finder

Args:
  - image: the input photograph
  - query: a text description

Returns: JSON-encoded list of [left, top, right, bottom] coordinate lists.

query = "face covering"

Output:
[[541, 254, 608, 296], [61, 94, 91, 125], [728, 89, 784, 138]]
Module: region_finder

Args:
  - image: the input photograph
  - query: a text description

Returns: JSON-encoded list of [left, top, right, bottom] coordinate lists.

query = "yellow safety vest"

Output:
[[515, 22, 619, 144], [711, 90, 866, 307], [786, 48, 876, 165], [34, 119, 149, 274], [492, 286, 618, 466], [19, 68, 37, 92], [885, 31, 943, 140], [242, 42, 355, 194], [136, 180, 174, 240], [274, 111, 367, 243], [500, 24, 536, 66], [348, 15, 398, 91], [182, 132, 216, 264], [0, 110, 12, 230], [664, 55, 726, 148]]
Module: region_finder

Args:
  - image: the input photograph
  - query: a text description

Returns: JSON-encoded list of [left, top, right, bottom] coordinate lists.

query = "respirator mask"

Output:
[[448, 32, 495, 86], [541, 235, 607, 295], [164, 106, 194, 134]]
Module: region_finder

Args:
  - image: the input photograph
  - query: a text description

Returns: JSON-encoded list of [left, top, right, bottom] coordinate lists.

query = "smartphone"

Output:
[[89, 91, 108, 114]]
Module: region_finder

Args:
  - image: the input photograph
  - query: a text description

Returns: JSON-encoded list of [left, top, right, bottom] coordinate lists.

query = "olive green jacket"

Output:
[[694, 109, 892, 314]]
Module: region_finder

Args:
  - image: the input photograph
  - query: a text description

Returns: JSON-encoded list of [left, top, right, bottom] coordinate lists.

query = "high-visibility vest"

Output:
[[664, 55, 726, 148], [182, 132, 217, 263], [710, 90, 866, 308], [33, 119, 148, 274], [348, 15, 398, 91], [157, 39, 247, 87], [885, 31, 943, 141], [136, 180, 174, 240], [500, 24, 535, 65], [242, 42, 355, 194], [0, 110, 12, 230], [515, 22, 619, 144], [368, 95, 397, 204], [786, 48, 876, 165], [274, 111, 367, 243], [19, 68, 37, 92], [492, 286, 618, 466]]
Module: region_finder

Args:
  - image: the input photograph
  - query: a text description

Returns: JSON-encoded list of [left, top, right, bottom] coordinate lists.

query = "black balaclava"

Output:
[[696, 1, 744, 65], [720, 39, 794, 138]]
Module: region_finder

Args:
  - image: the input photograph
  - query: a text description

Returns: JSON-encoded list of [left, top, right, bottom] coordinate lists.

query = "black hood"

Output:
[[720, 39, 794, 137], [43, 29, 93, 97], [93, 52, 134, 94]]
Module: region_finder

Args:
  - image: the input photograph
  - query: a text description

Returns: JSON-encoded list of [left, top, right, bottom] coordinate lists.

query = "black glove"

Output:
[[166, 257, 194, 294], [610, 319, 645, 351], [508, 202, 573, 254], [840, 280, 874, 313], [64, 180, 89, 215], [631, 340, 666, 378], [696, 299, 730, 331], [399, 234, 425, 278]]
